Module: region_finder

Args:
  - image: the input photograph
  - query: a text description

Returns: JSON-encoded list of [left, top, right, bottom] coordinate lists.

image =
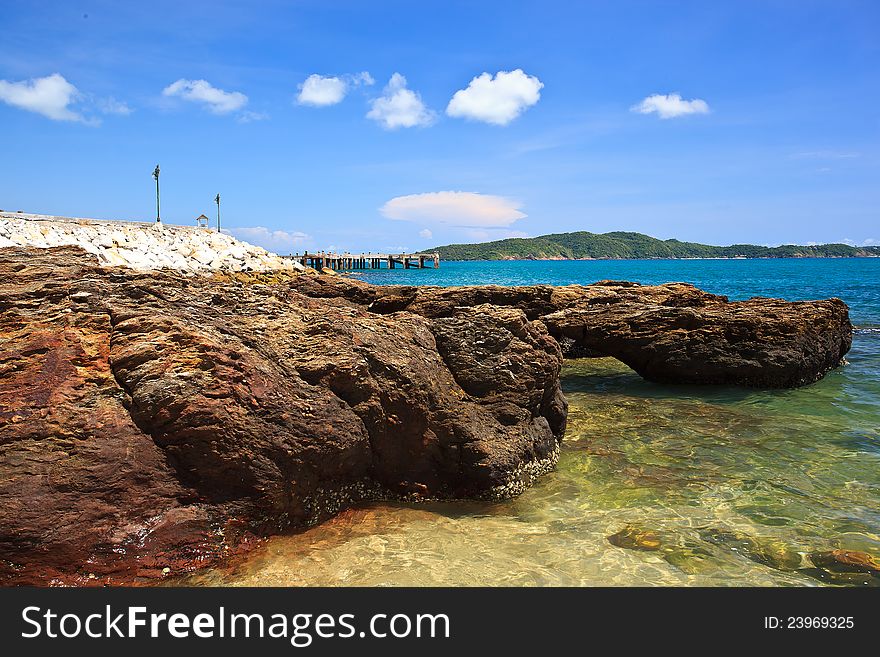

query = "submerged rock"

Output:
[[0, 246, 853, 584], [809, 549, 880, 575], [801, 550, 880, 586], [607, 526, 715, 574], [607, 525, 663, 551], [700, 528, 803, 571], [661, 544, 715, 574]]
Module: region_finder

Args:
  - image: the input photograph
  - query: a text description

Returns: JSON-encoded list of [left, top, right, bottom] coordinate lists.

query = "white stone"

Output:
[[0, 213, 307, 275]]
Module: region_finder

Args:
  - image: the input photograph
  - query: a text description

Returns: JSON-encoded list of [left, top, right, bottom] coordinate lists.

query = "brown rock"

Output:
[[541, 291, 850, 388], [0, 246, 852, 584], [0, 247, 563, 584], [0, 250, 227, 585], [286, 277, 852, 388], [607, 525, 662, 551], [810, 549, 880, 575]]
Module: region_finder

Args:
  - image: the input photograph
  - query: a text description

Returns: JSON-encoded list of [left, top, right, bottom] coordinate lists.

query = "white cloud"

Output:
[[631, 93, 709, 119], [381, 191, 526, 228], [162, 79, 248, 114], [446, 69, 543, 125], [297, 75, 346, 106], [367, 73, 435, 129], [0, 74, 135, 125], [0, 73, 85, 122], [225, 226, 310, 253], [354, 71, 375, 86], [418, 228, 433, 239], [297, 72, 375, 107]]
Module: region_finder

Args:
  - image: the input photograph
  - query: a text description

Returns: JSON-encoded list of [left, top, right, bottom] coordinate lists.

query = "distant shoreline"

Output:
[[438, 255, 880, 262], [432, 230, 880, 261]]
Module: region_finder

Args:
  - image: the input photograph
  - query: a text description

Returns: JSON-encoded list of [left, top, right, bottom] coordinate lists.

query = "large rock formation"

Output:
[[0, 247, 851, 584], [0, 247, 562, 585], [284, 276, 853, 388]]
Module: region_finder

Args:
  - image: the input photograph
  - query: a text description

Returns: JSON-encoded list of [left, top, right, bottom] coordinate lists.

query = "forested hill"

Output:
[[432, 231, 880, 260]]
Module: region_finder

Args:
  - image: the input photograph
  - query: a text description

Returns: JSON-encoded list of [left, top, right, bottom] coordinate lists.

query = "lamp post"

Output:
[[214, 193, 221, 232], [152, 165, 161, 223]]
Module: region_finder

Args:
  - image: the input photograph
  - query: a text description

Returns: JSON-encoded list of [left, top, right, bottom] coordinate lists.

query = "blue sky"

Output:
[[1, 0, 878, 253]]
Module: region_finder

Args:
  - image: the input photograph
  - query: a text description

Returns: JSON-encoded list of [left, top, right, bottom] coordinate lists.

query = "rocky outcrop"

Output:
[[0, 246, 852, 584], [539, 285, 851, 388], [284, 277, 853, 388], [0, 247, 562, 584], [0, 212, 302, 273]]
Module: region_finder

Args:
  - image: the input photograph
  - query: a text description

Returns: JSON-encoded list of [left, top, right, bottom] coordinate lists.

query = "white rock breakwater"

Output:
[[0, 212, 303, 273]]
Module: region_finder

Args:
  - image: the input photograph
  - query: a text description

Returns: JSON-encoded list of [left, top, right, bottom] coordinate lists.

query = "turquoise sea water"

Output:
[[185, 259, 880, 586]]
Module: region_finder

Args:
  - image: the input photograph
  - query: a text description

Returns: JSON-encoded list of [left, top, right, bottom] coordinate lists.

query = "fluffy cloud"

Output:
[[381, 191, 526, 228], [297, 75, 346, 106], [0, 73, 85, 121], [367, 73, 435, 129], [0, 73, 129, 124], [296, 71, 374, 107], [446, 69, 543, 125], [418, 228, 433, 239], [225, 226, 309, 253], [631, 93, 709, 119], [162, 79, 248, 114]]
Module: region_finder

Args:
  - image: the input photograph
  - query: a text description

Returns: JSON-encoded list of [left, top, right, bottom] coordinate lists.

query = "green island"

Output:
[[432, 231, 880, 260]]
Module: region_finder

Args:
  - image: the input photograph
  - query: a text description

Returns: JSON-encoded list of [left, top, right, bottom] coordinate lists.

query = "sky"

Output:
[[0, 0, 878, 254]]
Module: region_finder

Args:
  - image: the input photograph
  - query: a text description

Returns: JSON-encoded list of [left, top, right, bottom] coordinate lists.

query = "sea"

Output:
[[182, 258, 880, 586]]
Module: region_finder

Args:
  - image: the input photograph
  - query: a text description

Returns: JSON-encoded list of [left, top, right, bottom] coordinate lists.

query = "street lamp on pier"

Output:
[[152, 165, 161, 223]]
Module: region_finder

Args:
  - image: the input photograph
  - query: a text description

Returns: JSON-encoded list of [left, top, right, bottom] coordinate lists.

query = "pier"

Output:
[[290, 251, 440, 270]]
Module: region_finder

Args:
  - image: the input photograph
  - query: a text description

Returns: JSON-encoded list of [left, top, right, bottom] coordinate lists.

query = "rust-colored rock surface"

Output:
[[0, 247, 852, 584], [0, 248, 562, 584]]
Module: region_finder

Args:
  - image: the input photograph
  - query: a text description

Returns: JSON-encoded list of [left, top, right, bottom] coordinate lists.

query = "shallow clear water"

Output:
[[182, 259, 880, 586]]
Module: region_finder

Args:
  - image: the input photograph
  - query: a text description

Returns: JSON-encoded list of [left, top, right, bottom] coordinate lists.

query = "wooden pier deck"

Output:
[[289, 251, 440, 270]]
